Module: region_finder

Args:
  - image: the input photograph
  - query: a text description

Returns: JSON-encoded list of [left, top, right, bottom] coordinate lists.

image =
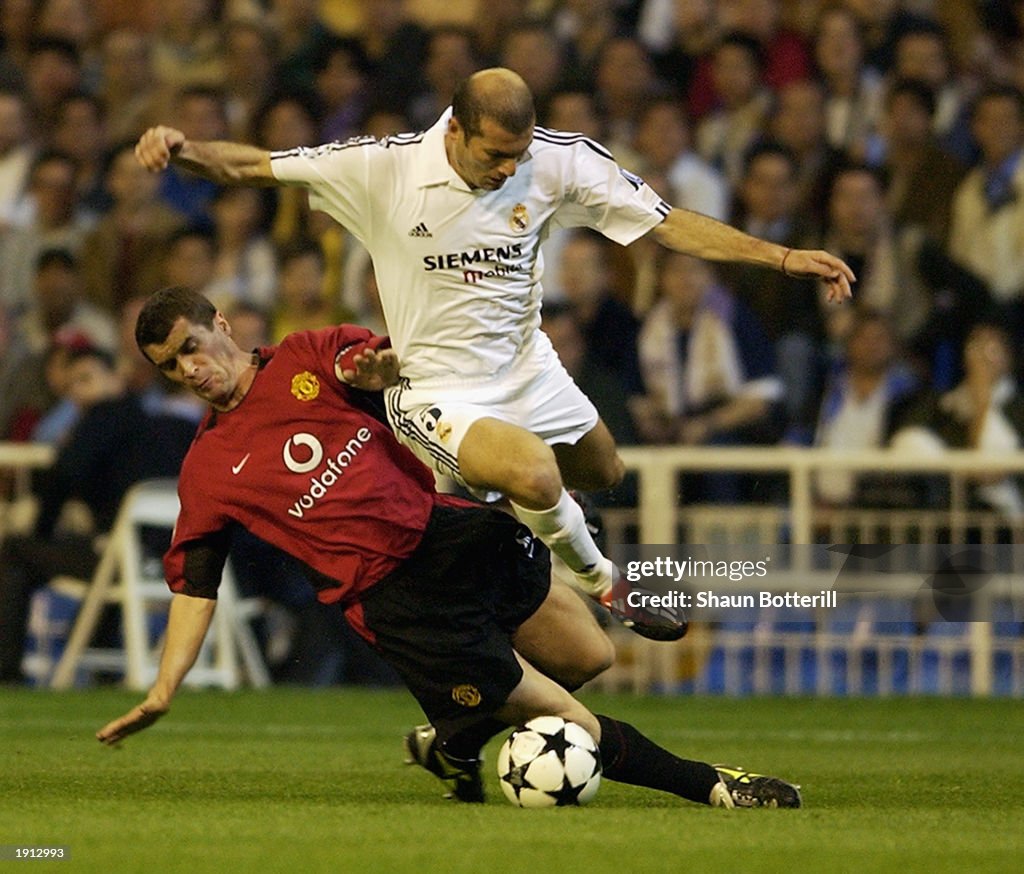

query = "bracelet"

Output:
[[780, 248, 794, 277]]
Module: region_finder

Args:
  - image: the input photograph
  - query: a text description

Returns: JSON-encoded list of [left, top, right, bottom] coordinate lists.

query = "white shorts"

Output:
[[383, 333, 599, 494]]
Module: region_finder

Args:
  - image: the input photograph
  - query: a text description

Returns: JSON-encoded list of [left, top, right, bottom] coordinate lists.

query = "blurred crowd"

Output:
[[1, 0, 1024, 511], [3, 0, 1024, 686]]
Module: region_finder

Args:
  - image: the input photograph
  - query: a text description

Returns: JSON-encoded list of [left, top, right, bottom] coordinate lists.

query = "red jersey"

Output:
[[165, 325, 439, 605]]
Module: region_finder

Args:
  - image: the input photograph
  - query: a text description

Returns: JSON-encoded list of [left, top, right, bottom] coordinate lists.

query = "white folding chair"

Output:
[[49, 479, 270, 691]]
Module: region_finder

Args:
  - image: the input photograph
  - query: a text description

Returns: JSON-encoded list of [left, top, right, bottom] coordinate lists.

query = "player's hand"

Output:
[[783, 249, 856, 303], [96, 695, 169, 745], [135, 126, 186, 172], [340, 347, 401, 390]]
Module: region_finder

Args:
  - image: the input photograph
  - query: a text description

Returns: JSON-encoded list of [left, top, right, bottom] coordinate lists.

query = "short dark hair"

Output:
[[135, 287, 217, 352], [451, 71, 535, 139], [972, 84, 1024, 120], [716, 31, 767, 71], [743, 141, 799, 177], [36, 248, 77, 273], [886, 78, 937, 119], [66, 344, 117, 372]]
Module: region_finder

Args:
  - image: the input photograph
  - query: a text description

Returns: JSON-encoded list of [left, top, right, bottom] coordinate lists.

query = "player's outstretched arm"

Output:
[[135, 125, 277, 186], [96, 593, 216, 745], [650, 208, 856, 303]]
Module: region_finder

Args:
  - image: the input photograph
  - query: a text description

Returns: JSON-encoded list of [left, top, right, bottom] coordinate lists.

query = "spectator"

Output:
[[161, 225, 218, 297], [812, 5, 885, 156], [696, 31, 773, 186], [31, 341, 124, 446], [718, 0, 813, 91], [0, 0, 35, 88], [270, 240, 344, 343], [816, 162, 932, 350], [636, 252, 783, 449], [499, 23, 570, 111], [812, 309, 918, 505], [718, 143, 824, 438], [356, 0, 429, 116], [38, 0, 102, 92], [17, 249, 117, 357], [313, 37, 370, 143], [205, 186, 277, 313], [557, 230, 644, 397], [98, 29, 157, 146], [767, 78, 847, 225], [641, 0, 722, 119], [158, 87, 229, 224], [24, 37, 84, 141], [408, 26, 481, 131], [80, 141, 186, 314], [633, 97, 730, 221], [0, 347, 198, 684], [150, 0, 225, 95], [872, 78, 967, 243], [542, 302, 639, 450], [222, 19, 277, 141], [470, 0, 531, 64], [842, 0, 936, 74], [593, 36, 661, 170], [0, 152, 94, 316], [892, 21, 973, 162], [51, 93, 110, 214], [948, 85, 1024, 330], [893, 322, 1024, 520], [0, 88, 33, 229], [552, 0, 622, 83]]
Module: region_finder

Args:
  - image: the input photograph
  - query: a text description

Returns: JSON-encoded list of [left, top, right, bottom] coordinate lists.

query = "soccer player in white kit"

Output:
[[134, 68, 854, 640]]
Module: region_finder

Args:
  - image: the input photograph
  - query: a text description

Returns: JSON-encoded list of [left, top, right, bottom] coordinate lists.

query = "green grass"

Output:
[[1, 690, 1022, 874]]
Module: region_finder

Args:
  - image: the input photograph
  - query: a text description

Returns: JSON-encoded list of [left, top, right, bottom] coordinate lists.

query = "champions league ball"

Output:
[[497, 716, 602, 808]]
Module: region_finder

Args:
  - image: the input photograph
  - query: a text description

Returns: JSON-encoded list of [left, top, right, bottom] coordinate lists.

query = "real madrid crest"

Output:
[[510, 202, 529, 232], [291, 371, 320, 401]]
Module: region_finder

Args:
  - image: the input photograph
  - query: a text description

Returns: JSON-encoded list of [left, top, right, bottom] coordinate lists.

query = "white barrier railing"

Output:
[[591, 447, 1024, 697]]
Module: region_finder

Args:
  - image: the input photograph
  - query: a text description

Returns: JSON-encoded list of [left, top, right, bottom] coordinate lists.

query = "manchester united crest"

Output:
[[451, 684, 482, 707], [510, 202, 529, 232], [291, 371, 320, 401]]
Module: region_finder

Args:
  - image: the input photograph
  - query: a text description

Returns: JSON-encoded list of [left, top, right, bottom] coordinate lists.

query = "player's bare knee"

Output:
[[510, 455, 564, 508]]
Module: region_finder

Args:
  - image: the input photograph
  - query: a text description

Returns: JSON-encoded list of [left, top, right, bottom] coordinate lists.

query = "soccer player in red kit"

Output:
[[96, 287, 800, 810]]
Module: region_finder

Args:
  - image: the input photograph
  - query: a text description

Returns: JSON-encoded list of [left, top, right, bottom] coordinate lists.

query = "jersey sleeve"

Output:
[[269, 139, 377, 241], [288, 324, 388, 379], [164, 477, 233, 599], [549, 138, 672, 246]]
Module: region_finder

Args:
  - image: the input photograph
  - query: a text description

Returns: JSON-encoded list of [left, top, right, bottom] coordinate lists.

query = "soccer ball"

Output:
[[497, 716, 602, 808]]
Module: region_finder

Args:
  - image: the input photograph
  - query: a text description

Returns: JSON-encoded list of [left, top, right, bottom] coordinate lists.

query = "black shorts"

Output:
[[355, 503, 551, 744]]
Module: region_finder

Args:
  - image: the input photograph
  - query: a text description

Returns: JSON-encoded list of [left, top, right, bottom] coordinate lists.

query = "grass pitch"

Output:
[[1, 689, 1021, 874]]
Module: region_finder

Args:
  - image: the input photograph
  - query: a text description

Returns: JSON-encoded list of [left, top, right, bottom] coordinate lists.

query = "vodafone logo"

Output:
[[284, 427, 374, 519], [283, 433, 324, 473]]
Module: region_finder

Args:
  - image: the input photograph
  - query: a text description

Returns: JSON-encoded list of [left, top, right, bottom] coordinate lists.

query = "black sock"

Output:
[[442, 718, 508, 761], [596, 715, 720, 805]]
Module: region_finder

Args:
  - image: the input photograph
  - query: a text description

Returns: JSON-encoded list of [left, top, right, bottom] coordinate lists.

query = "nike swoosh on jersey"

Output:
[[231, 453, 252, 475]]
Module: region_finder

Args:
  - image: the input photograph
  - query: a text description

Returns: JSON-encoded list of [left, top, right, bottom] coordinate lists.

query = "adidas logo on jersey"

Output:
[[408, 222, 432, 238]]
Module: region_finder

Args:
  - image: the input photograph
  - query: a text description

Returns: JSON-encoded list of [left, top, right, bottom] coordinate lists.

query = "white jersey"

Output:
[[270, 111, 670, 385]]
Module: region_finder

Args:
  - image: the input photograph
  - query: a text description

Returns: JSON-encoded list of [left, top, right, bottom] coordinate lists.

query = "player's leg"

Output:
[[498, 656, 801, 808], [510, 577, 614, 690], [458, 416, 613, 596], [551, 418, 624, 492]]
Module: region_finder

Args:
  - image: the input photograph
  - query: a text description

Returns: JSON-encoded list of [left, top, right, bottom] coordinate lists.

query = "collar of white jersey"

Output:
[[413, 108, 533, 193]]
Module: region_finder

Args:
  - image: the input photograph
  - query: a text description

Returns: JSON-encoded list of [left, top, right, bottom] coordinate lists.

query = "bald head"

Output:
[[452, 67, 535, 139]]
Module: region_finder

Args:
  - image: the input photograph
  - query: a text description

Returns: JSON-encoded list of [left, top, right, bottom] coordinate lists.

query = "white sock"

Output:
[[511, 490, 612, 597]]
